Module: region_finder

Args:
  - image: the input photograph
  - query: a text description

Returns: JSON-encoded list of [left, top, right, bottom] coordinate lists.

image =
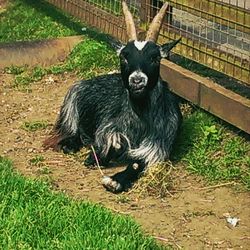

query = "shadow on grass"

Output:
[[22, 0, 121, 49], [171, 110, 202, 162]]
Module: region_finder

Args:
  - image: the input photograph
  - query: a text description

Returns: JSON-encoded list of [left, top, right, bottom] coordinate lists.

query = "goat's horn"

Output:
[[146, 2, 169, 42], [122, 1, 137, 41]]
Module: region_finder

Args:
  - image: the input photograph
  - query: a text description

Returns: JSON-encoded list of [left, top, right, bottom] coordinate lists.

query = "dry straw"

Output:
[[131, 161, 174, 198]]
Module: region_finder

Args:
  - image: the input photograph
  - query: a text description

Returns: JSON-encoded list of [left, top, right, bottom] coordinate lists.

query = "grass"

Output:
[[48, 38, 118, 78], [29, 155, 45, 166], [0, 157, 164, 249], [21, 121, 49, 132], [173, 108, 250, 189], [0, 0, 83, 42]]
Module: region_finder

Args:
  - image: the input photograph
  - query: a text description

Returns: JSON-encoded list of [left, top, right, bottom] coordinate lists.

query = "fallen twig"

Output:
[[153, 236, 169, 243], [154, 236, 182, 249], [192, 182, 236, 190]]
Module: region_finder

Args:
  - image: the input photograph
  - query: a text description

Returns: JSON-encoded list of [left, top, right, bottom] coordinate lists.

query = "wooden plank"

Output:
[[160, 59, 250, 134]]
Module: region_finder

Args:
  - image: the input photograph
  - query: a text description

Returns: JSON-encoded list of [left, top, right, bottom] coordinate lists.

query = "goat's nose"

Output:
[[132, 77, 143, 84]]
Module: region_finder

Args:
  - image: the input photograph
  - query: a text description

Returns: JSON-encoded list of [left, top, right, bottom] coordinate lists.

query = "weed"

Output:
[[29, 155, 45, 166], [37, 166, 52, 175], [31, 66, 47, 81], [202, 125, 222, 142], [14, 74, 33, 87], [21, 121, 48, 132], [117, 195, 130, 204], [5, 65, 27, 75]]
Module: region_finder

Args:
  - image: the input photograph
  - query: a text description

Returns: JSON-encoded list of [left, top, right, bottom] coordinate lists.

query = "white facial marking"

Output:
[[134, 40, 148, 51]]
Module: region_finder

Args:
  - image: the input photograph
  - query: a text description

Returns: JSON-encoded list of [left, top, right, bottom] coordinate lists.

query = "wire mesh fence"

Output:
[[47, 0, 250, 84]]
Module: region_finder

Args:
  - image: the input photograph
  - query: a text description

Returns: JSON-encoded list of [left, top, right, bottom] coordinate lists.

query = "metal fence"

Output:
[[47, 0, 250, 85]]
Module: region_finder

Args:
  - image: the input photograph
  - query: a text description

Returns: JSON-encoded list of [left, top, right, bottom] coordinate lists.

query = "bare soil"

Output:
[[0, 72, 249, 249]]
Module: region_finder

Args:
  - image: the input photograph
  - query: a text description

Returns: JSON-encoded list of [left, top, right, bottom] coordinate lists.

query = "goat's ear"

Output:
[[160, 38, 181, 58], [105, 35, 125, 54]]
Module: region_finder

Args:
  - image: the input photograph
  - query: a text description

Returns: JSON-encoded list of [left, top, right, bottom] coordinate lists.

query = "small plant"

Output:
[[29, 155, 45, 166], [202, 125, 222, 142], [37, 166, 52, 175], [31, 66, 46, 81], [21, 121, 48, 132], [5, 66, 26, 75], [14, 74, 33, 87], [117, 195, 130, 204]]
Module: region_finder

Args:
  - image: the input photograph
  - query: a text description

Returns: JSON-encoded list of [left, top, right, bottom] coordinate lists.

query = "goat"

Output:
[[44, 1, 182, 193]]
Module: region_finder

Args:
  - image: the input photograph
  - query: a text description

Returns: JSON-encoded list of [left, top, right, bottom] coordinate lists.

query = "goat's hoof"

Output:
[[102, 176, 123, 193]]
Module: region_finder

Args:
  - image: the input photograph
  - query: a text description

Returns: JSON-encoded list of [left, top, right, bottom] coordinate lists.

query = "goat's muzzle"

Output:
[[128, 70, 148, 97]]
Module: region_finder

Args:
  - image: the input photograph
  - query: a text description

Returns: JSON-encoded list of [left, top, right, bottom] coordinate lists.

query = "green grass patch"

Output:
[[21, 121, 49, 132], [8, 39, 119, 88], [0, 0, 83, 43], [48, 38, 118, 78], [173, 109, 250, 189], [29, 155, 45, 166], [0, 157, 164, 249]]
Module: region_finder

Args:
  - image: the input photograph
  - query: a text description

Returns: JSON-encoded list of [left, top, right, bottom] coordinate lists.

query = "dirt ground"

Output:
[[0, 72, 249, 249]]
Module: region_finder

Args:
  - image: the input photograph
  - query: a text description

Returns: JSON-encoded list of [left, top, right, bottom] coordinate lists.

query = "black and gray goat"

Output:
[[44, 1, 182, 193]]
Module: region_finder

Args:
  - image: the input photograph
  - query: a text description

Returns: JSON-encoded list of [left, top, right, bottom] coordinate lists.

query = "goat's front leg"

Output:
[[102, 160, 145, 193], [84, 131, 128, 168]]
